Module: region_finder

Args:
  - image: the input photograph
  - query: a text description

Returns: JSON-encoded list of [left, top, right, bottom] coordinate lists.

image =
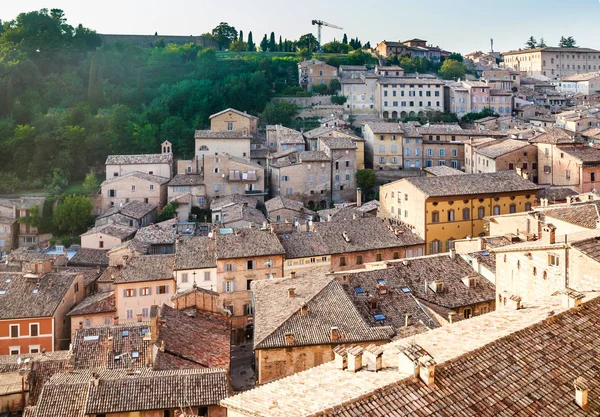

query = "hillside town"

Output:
[[1, 5, 600, 417]]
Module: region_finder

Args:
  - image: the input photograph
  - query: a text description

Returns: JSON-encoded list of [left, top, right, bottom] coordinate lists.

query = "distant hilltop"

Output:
[[100, 33, 217, 48]]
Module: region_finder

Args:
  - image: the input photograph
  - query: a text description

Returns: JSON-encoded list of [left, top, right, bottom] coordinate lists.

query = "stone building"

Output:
[[264, 196, 316, 224], [215, 228, 285, 339], [379, 171, 541, 254], [203, 154, 266, 202], [374, 76, 445, 119], [0, 198, 46, 251], [252, 274, 395, 384], [209, 107, 258, 135], [465, 139, 539, 182], [174, 236, 217, 293], [298, 59, 338, 91], [362, 121, 405, 170], [80, 223, 137, 250], [100, 171, 169, 211], [94, 201, 157, 229], [319, 137, 358, 204], [66, 291, 116, 339], [166, 173, 206, 220], [104, 140, 174, 180], [279, 216, 425, 275], [503, 46, 600, 78]]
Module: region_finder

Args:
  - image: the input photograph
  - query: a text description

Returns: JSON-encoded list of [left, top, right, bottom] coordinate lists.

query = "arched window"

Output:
[[430, 240, 441, 254], [509, 204, 517, 214], [525, 202, 532, 211], [462, 208, 470, 220], [448, 209, 455, 222], [432, 211, 440, 223], [493, 205, 501, 215], [199, 145, 209, 151]]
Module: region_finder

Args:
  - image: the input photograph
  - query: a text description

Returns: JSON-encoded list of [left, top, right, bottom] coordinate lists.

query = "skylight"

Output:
[[373, 313, 386, 321], [377, 279, 386, 285], [401, 287, 411, 293], [141, 328, 149, 335], [83, 335, 99, 342], [0, 290, 6, 295], [354, 287, 364, 294], [5, 279, 10, 283], [131, 351, 139, 358], [122, 330, 129, 337], [32, 288, 39, 294]]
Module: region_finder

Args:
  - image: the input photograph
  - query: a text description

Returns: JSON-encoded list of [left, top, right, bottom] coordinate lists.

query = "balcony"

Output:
[[226, 170, 258, 182]]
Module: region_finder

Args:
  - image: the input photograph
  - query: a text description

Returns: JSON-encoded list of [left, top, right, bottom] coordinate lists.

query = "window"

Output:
[[462, 208, 470, 220], [126, 309, 134, 320], [104, 317, 111, 325], [463, 308, 472, 319], [204, 271, 211, 281], [10, 324, 19, 338], [140, 287, 151, 296], [339, 256, 347, 267], [493, 205, 500, 215], [227, 122, 234, 131], [430, 240, 441, 254], [549, 254, 560, 267], [225, 263, 235, 272], [356, 255, 363, 265], [246, 260, 256, 270], [142, 308, 149, 318], [376, 253, 383, 262], [157, 285, 169, 294], [438, 149, 446, 157], [99, 241, 104, 249], [478, 207, 485, 219], [426, 148, 433, 157], [108, 189, 116, 197], [432, 211, 439, 223], [30, 323, 39, 337], [10, 347, 20, 355], [224, 281, 235, 292], [509, 204, 517, 214], [566, 170, 571, 180], [181, 273, 188, 283], [131, 185, 136, 192], [592, 173, 596, 182], [448, 210, 455, 222], [124, 288, 136, 297]]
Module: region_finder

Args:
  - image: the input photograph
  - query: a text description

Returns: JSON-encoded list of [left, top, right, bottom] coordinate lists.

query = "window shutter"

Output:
[[147, 287, 152, 296], [232, 282, 236, 292], [123, 289, 127, 297], [132, 289, 137, 297], [165, 286, 169, 294], [222, 282, 227, 292]]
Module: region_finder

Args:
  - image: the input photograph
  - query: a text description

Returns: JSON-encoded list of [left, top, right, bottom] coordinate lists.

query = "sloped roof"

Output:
[[167, 174, 203, 186], [215, 228, 285, 259], [194, 130, 252, 139], [100, 171, 170, 186], [279, 217, 424, 259], [543, 201, 600, 229], [402, 171, 541, 197], [174, 236, 216, 270], [0, 197, 45, 210], [210, 194, 259, 211], [68, 249, 109, 267], [81, 223, 137, 240], [529, 127, 578, 144], [0, 272, 78, 319], [105, 153, 172, 165], [557, 145, 600, 165], [298, 150, 330, 162], [97, 201, 157, 221], [115, 254, 174, 284], [209, 107, 258, 120], [265, 196, 305, 213], [422, 165, 467, 177], [475, 139, 533, 159], [252, 275, 395, 349], [68, 291, 116, 316], [133, 219, 176, 245]]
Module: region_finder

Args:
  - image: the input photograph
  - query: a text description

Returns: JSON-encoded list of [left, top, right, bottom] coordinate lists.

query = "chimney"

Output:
[[364, 344, 384, 372], [557, 288, 585, 309], [284, 332, 295, 345], [448, 312, 457, 324], [160, 340, 165, 352], [404, 314, 412, 327], [330, 326, 340, 342], [327, 213, 333, 222], [398, 345, 420, 377], [113, 316, 119, 325], [418, 355, 437, 387], [346, 345, 364, 373], [449, 248, 456, 259], [542, 224, 556, 244], [149, 306, 159, 344], [136, 313, 143, 322], [107, 336, 114, 353], [300, 304, 309, 315], [333, 345, 348, 370], [288, 287, 296, 298], [91, 372, 100, 387], [574, 377, 590, 410], [290, 271, 296, 280], [356, 188, 362, 207]]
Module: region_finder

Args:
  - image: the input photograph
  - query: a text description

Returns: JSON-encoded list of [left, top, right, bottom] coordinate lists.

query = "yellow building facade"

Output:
[[379, 171, 540, 254]]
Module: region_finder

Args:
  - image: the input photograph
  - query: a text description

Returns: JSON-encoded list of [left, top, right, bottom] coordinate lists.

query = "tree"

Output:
[[278, 35, 283, 52], [342, 33, 348, 44], [525, 36, 537, 49], [348, 49, 372, 65], [157, 201, 179, 222], [261, 101, 298, 125], [559, 36, 576, 48], [331, 95, 347, 105], [356, 169, 377, 200], [329, 79, 341, 94], [296, 48, 312, 60], [538, 38, 547, 48], [18, 205, 41, 229], [229, 40, 248, 52], [322, 41, 350, 54], [312, 84, 328, 95], [438, 59, 466, 80], [297, 33, 318, 52], [247, 31, 255, 51], [447, 52, 464, 62], [238, 30, 244, 43], [53, 194, 93, 236], [260, 34, 269, 52], [268, 32, 276, 52], [211, 22, 238, 50], [82, 171, 99, 193], [44, 168, 69, 196]]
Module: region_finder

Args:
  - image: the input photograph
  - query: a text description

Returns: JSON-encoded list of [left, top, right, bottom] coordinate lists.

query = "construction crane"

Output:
[[311, 20, 343, 51]]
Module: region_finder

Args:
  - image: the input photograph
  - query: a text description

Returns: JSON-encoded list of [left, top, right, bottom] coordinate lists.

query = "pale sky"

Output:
[[2, 0, 600, 54]]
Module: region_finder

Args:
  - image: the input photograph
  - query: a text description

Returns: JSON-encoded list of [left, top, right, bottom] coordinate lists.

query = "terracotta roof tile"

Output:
[[100, 171, 170, 186], [215, 228, 284, 259], [81, 223, 137, 240], [68, 249, 109, 267], [174, 236, 216, 270], [115, 254, 174, 284], [68, 291, 116, 316]]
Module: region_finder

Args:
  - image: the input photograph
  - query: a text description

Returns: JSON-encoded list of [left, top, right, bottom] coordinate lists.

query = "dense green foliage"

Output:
[[356, 169, 377, 200], [558, 36, 577, 48], [157, 201, 179, 222], [0, 10, 302, 188], [461, 107, 497, 123], [438, 59, 467, 80], [53, 194, 93, 235]]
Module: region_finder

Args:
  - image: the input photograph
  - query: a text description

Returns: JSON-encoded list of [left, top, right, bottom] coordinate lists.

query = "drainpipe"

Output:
[[565, 234, 569, 288]]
